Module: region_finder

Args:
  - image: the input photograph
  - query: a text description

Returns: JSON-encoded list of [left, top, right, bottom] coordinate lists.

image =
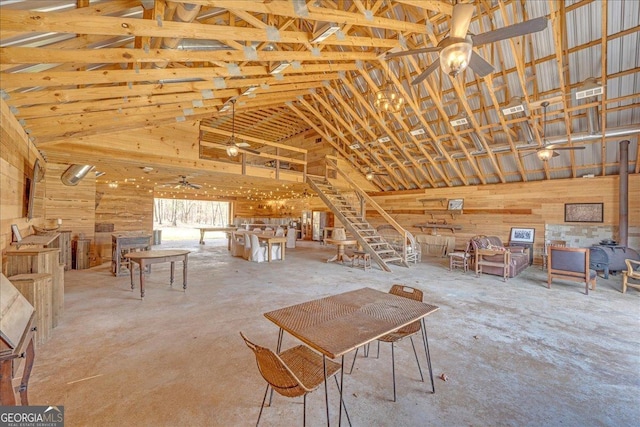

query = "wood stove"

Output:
[[589, 245, 640, 279]]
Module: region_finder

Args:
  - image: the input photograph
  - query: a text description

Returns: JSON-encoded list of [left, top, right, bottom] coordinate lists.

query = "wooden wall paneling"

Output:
[[1, 98, 46, 262], [44, 163, 96, 240], [369, 175, 639, 265]]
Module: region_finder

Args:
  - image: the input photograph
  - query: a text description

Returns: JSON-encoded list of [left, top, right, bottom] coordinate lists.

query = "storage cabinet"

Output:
[[6, 248, 64, 328], [7, 273, 53, 347]]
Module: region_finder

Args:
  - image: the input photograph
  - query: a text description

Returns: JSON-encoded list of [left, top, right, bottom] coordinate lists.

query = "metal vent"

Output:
[[575, 86, 603, 99], [501, 105, 525, 115], [409, 128, 426, 136], [449, 117, 468, 126]]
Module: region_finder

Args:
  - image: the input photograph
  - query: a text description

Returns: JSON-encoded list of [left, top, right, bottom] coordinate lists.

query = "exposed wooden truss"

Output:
[[0, 0, 638, 194]]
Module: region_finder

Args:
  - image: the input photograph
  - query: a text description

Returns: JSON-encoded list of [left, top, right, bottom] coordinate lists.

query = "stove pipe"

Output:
[[619, 140, 629, 247]]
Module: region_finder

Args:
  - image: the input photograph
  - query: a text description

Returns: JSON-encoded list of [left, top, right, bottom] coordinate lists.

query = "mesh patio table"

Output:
[[264, 287, 439, 426]]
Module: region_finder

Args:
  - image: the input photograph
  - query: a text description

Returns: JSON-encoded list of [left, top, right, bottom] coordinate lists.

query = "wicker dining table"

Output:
[[264, 287, 439, 426]]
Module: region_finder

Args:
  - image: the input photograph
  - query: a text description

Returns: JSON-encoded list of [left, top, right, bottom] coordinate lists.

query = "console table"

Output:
[[111, 232, 152, 276]]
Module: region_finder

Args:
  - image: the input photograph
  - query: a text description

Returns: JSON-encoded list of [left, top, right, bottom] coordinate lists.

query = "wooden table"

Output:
[[265, 287, 439, 425], [235, 232, 287, 262], [124, 250, 190, 300], [325, 238, 358, 263], [196, 226, 237, 246], [256, 235, 287, 262], [111, 232, 152, 276]]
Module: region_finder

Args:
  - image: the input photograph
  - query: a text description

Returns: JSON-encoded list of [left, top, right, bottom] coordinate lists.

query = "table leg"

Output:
[[170, 261, 175, 287], [267, 243, 272, 262], [182, 256, 187, 291], [338, 355, 344, 426], [323, 356, 330, 426], [129, 261, 135, 291], [421, 318, 435, 393], [281, 242, 285, 261], [199, 230, 205, 245], [139, 261, 145, 300]]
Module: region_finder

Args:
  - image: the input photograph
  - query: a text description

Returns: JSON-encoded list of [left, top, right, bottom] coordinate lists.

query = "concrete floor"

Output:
[[28, 236, 640, 427]]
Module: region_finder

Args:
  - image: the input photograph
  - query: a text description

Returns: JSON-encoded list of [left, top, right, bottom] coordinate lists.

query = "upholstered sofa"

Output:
[[470, 235, 530, 279]]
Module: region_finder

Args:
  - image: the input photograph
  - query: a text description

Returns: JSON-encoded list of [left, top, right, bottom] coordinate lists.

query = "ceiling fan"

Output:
[[162, 175, 202, 190], [364, 144, 389, 180], [224, 100, 260, 157], [386, 2, 548, 84], [521, 101, 586, 161]]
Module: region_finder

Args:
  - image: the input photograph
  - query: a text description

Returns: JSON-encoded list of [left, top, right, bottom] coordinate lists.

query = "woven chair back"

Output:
[[389, 285, 423, 335], [240, 333, 304, 398]]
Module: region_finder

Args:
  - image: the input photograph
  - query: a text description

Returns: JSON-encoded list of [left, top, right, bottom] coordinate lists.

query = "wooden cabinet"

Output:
[[48, 230, 72, 270], [6, 248, 64, 328], [73, 238, 91, 270], [7, 273, 52, 347]]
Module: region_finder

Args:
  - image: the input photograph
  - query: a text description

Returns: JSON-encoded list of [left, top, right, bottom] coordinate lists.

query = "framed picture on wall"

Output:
[[564, 203, 603, 222], [509, 227, 535, 243]]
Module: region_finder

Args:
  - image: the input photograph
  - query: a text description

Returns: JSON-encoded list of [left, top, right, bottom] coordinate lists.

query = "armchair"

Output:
[[622, 259, 640, 293], [547, 246, 596, 295]]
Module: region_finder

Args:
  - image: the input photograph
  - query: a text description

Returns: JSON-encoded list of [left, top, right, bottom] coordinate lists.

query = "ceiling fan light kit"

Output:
[[226, 145, 239, 157], [537, 148, 554, 162], [440, 38, 473, 77]]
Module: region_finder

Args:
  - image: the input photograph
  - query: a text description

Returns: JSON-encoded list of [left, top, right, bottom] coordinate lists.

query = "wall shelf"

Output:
[[417, 198, 446, 207]]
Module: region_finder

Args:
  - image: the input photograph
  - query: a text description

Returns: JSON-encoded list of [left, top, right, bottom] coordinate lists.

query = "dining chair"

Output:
[[243, 232, 252, 260], [348, 284, 434, 402], [249, 234, 267, 262], [448, 239, 471, 272], [275, 227, 285, 237], [230, 232, 245, 257], [240, 332, 350, 427]]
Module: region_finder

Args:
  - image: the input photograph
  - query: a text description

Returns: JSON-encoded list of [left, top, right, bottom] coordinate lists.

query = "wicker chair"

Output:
[[622, 259, 640, 293], [348, 285, 434, 402], [240, 332, 350, 426]]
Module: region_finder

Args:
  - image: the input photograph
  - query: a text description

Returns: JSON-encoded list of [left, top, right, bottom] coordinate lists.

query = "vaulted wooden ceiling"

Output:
[[1, 0, 639, 194]]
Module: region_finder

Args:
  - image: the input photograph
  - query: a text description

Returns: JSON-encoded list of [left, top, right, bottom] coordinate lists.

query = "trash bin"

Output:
[[153, 230, 162, 245]]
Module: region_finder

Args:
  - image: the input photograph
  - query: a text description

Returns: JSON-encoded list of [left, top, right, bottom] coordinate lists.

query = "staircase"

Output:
[[307, 163, 410, 272]]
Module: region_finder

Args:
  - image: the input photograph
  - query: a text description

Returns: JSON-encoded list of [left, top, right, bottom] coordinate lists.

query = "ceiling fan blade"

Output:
[[238, 146, 261, 155], [190, 183, 202, 189], [385, 47, 440, 59], [411, 58, 440, 85], [450, 3, 474, 39], [468, 51, 494, 77], [471, 16, 548, 47], [548, 146, 586, 151]]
